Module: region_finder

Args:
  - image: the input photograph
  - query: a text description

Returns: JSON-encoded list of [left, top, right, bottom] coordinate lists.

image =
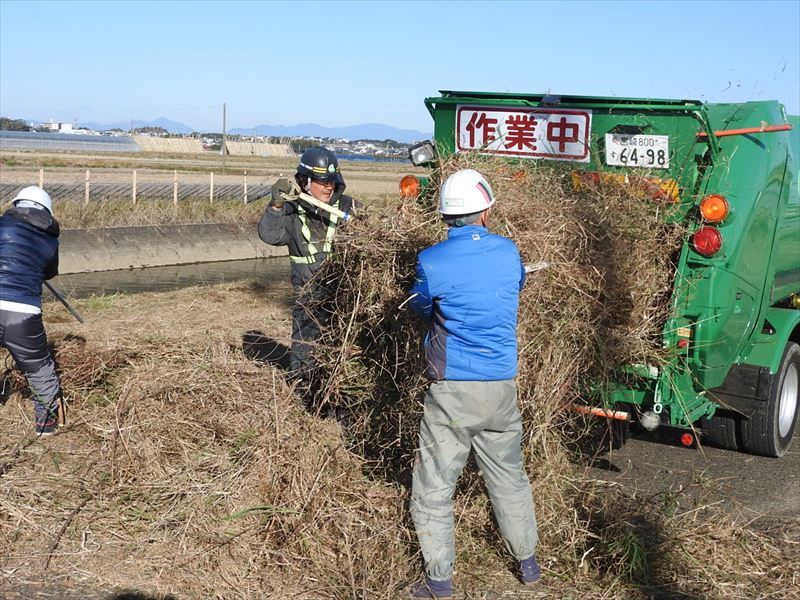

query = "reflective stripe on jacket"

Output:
[[409, 225, 525, 381], [258, 194, 355, 287], [288, 200, 340, 265]]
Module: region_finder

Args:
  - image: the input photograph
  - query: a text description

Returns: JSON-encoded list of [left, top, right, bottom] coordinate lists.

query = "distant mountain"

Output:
[[78, 117, 195, 134], [19, 115, 430, 142], [230, 122, 431, 144]]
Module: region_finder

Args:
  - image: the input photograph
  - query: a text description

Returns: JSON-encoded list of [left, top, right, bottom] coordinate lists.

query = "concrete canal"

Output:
[[50, 223, 291, 297]]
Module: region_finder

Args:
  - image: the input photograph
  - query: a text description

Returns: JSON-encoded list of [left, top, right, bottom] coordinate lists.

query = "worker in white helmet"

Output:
[[0, 186, 65, 436], [405, 169, 540, 598]]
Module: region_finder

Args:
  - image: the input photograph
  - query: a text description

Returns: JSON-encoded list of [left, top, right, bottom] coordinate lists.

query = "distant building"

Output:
[[46, 121, 74, 133]]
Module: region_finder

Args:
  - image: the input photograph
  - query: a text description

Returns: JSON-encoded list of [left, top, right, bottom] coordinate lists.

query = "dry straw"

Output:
[[0, 155, 797, 599]]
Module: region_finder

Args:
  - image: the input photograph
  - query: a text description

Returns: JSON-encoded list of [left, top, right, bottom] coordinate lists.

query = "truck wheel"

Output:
[[700, 412, 739, 451], [739, 342, 800, 458]]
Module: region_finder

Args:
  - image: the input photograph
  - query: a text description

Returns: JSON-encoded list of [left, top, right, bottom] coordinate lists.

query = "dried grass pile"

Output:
[[314, 154, 684, 476], [0, 157, 797, 599], [0, 293, 413, 599], [304, 154, 800, 595]]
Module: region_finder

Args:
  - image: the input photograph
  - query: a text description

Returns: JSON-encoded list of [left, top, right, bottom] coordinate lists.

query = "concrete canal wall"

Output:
[[59, 223, 287, 274]]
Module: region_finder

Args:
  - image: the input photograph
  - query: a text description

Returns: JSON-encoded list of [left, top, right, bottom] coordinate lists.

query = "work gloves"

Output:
[[270, 178, 294, 208]]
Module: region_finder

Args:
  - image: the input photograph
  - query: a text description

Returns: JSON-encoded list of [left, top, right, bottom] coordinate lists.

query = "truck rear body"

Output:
[[414, 91, 799, 451]]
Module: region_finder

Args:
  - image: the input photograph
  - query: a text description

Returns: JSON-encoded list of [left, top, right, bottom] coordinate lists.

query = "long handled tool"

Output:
[[44, 281, 84, 324], [524, 261, 550, 274], [280, 189, 352, 221]]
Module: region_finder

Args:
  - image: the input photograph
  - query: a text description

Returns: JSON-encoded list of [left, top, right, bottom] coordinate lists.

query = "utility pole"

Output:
[[222, 102, 227, 173]]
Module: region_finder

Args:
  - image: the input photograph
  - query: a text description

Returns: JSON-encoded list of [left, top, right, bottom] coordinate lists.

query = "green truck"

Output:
[[403, 90, 800, 457]]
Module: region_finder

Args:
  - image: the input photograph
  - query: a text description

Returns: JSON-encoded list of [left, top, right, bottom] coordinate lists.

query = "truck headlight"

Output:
[[409, 140, 436, 166]]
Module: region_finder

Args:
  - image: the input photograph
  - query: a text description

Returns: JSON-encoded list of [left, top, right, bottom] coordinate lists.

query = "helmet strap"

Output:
[[444, 211, 482, 227]]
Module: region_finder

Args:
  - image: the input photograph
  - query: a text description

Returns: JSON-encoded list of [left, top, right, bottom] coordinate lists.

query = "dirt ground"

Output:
[[589, 432, 800, 521], [0, 280, 797, 600]]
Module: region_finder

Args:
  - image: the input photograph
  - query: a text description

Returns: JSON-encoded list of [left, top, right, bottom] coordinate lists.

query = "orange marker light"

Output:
[[400, 175, 421, 198], [700, 194, 729, 223]]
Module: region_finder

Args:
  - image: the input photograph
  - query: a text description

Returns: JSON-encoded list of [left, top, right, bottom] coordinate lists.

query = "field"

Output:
[[0, 149, 421, 199], [0, 150, 798, 599]]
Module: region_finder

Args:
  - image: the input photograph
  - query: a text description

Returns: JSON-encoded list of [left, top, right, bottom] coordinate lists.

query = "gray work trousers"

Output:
[[0, 309, 61, 423], [410, 379, 538, 581]]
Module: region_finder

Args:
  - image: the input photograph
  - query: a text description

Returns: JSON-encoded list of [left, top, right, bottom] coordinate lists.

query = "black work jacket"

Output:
[[0, 207, 60, 308], [258, 193, 356, 288]]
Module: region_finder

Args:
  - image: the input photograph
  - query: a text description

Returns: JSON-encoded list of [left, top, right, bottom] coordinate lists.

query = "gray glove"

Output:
[[270, 178, 294, 208]]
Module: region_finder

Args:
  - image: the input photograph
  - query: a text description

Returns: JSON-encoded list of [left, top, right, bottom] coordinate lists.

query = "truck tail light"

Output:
[[699, 194, 729, 222], [400, 175, 421, 198], [692, 226, 723, 256]]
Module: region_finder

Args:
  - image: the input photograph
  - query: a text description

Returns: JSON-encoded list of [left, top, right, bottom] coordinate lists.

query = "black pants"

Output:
[[289, 284, 333, 380], [0, 309, 61, 422]]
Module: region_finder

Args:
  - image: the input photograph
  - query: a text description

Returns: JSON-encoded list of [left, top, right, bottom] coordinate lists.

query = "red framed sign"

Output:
[[456, 105, 592, 162]]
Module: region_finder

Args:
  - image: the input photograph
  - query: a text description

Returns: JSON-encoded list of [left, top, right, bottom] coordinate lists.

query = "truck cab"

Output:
[[405, 90, 800, 457]]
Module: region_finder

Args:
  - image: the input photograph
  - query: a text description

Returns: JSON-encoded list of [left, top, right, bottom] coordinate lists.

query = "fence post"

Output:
[[210, 172, 214, 204], [84, 170, 90, 204], [173, 169, 178, 206], [132, 170, 137, 205], [243, 170, 248, 204], [38, 169, 44, 188]]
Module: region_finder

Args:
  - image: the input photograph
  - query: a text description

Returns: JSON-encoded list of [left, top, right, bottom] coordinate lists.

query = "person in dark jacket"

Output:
[[257, 147, 357, 385], [406, 170, 540, 599], [0, 186, 65, 436]]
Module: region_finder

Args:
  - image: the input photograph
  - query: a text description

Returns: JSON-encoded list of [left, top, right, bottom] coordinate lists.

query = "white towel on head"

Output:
[[13, 200, 46, 211]]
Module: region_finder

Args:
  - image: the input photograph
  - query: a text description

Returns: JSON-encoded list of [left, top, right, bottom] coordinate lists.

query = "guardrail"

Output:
[[1, 170, 271, 205]]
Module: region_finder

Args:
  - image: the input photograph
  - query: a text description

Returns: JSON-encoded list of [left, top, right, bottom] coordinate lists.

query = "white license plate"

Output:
[[605, 134, 669, 169]]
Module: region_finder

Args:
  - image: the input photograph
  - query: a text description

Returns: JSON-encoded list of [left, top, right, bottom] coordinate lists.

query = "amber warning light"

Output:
[[700, 194, 729, 223], [400, 175, 421, 198]]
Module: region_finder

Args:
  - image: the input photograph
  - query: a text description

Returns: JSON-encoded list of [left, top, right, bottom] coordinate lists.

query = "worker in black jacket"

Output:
[[258, 147, 357, 385], [0, 186, 65, 436]]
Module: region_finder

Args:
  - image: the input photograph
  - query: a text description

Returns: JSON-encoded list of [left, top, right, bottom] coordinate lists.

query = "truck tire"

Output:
[[739, 342, 800, 457], [700, 412, 739, 451]]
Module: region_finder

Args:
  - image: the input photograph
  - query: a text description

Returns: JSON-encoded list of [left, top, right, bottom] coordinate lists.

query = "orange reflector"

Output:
[[573, 404, 631, 421], [681, 433, 694, 447], [400, 175, 421, 198], [699, 194, 729, 222]]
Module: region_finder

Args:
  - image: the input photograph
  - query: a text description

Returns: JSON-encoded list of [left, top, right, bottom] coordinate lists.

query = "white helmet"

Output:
[[12, 186, 53, 215], [439, 169, 495, 215]]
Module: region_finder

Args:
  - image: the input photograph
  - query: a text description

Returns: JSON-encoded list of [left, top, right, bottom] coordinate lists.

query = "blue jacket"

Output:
[[409, 225, 525, 381], [0, 207, 60, 308]]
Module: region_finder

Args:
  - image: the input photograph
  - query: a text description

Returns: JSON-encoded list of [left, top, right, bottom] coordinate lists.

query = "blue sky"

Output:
[[1, 0, 798, 133]]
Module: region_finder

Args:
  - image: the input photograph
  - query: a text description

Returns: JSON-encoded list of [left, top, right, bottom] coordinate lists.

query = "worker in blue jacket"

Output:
[[0, 186, 65, 436], [406, 169, 540, 599]]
